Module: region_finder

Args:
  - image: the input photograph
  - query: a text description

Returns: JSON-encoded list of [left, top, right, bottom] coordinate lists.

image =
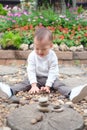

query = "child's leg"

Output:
[[53, 78, 87, 103], [11, 77, 31, 95], [52, 78, 71, 98], [0, 77, 31, 98]]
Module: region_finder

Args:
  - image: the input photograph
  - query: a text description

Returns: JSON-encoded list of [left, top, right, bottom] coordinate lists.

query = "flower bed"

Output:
[[0, 4, 87, 50]]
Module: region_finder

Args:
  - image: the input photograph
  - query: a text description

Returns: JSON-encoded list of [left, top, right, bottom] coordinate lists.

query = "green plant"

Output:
[[0, 31, 22, 49], [0, 4, 7, 15], [21, 31, 33, 45], [77, 6, 84, 14]]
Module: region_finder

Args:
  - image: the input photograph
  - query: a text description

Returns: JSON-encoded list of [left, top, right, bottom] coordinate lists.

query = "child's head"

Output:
[[34, 28, 53, 57]]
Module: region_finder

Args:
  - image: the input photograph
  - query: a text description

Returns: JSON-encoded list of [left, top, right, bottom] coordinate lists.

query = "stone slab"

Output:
[[59, 65, 86, 75], [7, 104, 84, 130], [62, 76, 87, 89], [0, 65, 18, 75]]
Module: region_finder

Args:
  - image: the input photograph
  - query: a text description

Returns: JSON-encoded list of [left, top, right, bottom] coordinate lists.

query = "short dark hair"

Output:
[[34, 28, 53, 41]]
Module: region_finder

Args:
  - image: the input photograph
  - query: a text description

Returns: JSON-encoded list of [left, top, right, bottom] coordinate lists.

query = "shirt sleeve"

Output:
[[45, 52, 59, 87], [27, 52, 37, 84]]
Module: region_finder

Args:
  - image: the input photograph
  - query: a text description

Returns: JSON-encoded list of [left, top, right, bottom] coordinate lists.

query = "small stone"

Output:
[[19, 99, 28, 105], [52, 44, 59, 51], [38, 97, 48, 103], [37, 106, 49, 112], [70, 46, 77, 51], [83, 109, 87, 117], [29, 44, 34, 50], [31, 119, 37, 124], [20, 44, 28, 51], [76, 45, 84, 51], [65, 102, 74, 108], [59, 43, 69, 51], [39, 102, 49, 107], [58, 100, 64, 105], [53, 104, 61, 109], [36, 115, 43, 122]]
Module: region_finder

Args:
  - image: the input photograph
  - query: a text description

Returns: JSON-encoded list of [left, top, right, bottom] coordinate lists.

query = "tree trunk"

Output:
[[61, 0, 66, 14], [72, 0, 76, 8]]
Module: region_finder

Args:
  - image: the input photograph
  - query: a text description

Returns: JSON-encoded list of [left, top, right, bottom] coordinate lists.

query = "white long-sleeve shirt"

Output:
[[27, 50, 59, 87]]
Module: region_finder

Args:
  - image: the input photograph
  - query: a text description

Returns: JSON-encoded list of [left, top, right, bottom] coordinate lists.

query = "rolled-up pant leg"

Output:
[[52, 78, 71, 97]]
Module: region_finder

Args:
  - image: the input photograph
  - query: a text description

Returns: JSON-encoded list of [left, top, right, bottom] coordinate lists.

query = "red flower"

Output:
[[59, 35, 65, 40], [84, 33, 87, 37]]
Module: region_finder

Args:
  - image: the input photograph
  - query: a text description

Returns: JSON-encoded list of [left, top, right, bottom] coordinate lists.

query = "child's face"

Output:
[[34, 37, 53, 57]]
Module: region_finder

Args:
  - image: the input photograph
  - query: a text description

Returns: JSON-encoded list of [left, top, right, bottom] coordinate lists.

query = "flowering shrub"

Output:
[[0, 4, 87, 49]]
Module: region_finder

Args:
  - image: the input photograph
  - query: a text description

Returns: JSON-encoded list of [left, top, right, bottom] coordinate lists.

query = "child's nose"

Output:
[[38, 50, 42, 54]]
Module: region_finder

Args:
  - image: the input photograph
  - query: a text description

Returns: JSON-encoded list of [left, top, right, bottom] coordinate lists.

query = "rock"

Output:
[[70, 46, 77, 51], [52, 44, 59, 51], [39, 102, 49, 107], [20, 44, 28, 51], [30, 119, 37, 124], [0, 65, 18, 75], [76, 45, 84, 51], [29, 44, 34, 50], [59, 43, 69, 51], [38, 97, 48, 103], [36, 115, 43, 122], [7, 104, 84, 130], [37, 106, 49, 112], [65, 102, 74, 108], [59, 66, 85, 76], [58, 100, 64, 105], [83, 109, 87, 117]]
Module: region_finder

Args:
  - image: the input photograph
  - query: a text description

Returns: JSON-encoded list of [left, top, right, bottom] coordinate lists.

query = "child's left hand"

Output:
[[41, 86, 50, 93]]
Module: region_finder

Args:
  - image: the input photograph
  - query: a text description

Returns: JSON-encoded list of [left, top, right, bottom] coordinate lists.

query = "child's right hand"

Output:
[[29, 86, 40, 94]]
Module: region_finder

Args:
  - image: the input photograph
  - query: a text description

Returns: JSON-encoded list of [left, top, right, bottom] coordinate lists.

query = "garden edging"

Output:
[[0, 50, 87, 65]]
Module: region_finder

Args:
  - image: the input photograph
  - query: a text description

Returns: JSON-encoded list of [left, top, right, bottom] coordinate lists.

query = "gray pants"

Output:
[[11, 77, 71, 97]]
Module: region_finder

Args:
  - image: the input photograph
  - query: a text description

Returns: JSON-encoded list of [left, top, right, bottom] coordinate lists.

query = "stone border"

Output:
[[0, 50, 87, 65]]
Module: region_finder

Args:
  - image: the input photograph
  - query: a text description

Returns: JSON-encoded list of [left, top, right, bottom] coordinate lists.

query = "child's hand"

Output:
[[41, 86, 50, 93], [29, 86, 40, 94]]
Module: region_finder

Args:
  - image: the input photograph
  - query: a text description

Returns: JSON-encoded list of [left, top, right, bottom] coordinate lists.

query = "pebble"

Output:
[[20, 44, 28, 51], [38, 97, 48, 103], [30, 119, 37, 125], [65, 102, 74, 108], [36, 115, 43, 122], [37, 106, 49, 112], [58, 100, 64, 105], [59, 43, 69, 51]]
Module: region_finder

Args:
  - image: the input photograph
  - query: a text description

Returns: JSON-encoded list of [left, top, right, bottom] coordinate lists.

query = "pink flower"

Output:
[[12, 20, 16, 23], [7, 18, 12, 20], [40, 16, 44, 19], [23, 11, 28, 15], [8, 13, 14, 17]]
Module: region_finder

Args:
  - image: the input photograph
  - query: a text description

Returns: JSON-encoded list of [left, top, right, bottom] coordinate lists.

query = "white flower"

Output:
[[65, 18, 69, 21], [28, 18, 31, 21], [59, 15, 66, 18]]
